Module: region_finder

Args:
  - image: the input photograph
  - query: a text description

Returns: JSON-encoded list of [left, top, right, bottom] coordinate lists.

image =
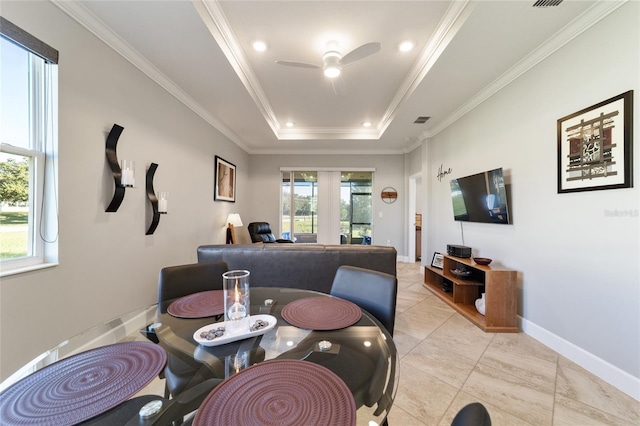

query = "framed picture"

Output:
[[431, 252, 444, 269], [214, 155, 236, 202], [557, 90, 633, 193]]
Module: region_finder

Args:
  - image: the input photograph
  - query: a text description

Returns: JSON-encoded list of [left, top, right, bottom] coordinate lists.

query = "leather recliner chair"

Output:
[[247, 222, 294, 243]]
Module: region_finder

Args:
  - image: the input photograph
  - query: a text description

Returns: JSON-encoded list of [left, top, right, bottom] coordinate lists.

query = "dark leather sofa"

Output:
[[196, 244, 397, 294]]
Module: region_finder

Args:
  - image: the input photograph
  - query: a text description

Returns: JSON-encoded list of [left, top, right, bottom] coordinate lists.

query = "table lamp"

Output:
[[226, 213, 243, 244]]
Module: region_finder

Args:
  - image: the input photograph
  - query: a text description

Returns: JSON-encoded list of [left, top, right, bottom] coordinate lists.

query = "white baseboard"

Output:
[[520, 316, 640, 401], [401, 259, 638, 400]]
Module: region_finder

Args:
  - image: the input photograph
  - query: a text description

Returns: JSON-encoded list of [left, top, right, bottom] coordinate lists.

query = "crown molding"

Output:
[[277, 127, 380, 140], [47, 0, 401, 156], [377, 0, 474, 138], [51, 0, 251, 153], [247, 146, 405, 155], [50, 0, 625, 156], [428, 0, 628, 138], [191, 0, 281, 139], [193, 0, 396, 141], [402, 138, 423, 154]]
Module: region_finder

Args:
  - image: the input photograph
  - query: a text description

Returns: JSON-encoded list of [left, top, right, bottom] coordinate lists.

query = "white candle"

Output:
[[121, 169, 134, 187], [158, 199, 168, 213], [158, 192, 168, 213], [121, 160, 135, 187]]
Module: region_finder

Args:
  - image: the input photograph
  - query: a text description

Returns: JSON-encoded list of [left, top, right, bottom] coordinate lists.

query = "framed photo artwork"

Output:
[[557, 90, 633, 193], [214, 155, 236, 202], [431, 252, 444, 269]]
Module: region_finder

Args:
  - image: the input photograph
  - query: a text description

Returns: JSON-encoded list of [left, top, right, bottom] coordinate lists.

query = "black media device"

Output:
[[447, 244, 472, 258]]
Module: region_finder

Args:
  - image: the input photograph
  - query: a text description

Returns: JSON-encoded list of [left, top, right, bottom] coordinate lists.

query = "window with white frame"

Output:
[[0, 18, 58, 275]]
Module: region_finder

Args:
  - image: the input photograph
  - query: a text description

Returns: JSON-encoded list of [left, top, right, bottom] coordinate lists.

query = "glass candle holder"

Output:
[[121, 160, 135, 187], [227, 350, 250, 376], [222, 270, 250, 334], [158, 192, 168, 214]]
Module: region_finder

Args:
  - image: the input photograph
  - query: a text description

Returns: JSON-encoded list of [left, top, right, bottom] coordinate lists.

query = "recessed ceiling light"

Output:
[[252, 40, 267, 51], [362, 121, 372, 128], [285, 121, 294, 127], [399, 41, 414, 52]]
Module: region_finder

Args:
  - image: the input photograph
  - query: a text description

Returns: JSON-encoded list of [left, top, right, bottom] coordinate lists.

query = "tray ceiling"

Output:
[[54, 0, 617, 154]]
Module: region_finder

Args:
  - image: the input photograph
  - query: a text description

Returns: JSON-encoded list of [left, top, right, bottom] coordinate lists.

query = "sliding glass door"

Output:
[[340, 173, 372, 244], [281, 171, 318, 243], [282, 170, 372, 244]]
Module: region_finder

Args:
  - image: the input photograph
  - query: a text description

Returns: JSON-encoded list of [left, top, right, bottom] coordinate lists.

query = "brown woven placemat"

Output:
[[281, 296, 362, 330], [0, 341, 166, 426], [167, 290, 224, 318], [193, 359, 356, 426]]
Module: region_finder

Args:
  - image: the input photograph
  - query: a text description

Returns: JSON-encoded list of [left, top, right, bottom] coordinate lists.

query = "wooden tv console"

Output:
[[423, 254, 518, 332]]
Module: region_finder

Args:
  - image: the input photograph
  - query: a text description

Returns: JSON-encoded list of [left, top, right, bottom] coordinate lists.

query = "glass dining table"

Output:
[[0, 287, 398, 426]]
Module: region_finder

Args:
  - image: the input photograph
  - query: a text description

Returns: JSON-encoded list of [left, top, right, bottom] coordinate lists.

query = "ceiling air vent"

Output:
[[414, 116, 430, 124], [532, 0, 563, 7]]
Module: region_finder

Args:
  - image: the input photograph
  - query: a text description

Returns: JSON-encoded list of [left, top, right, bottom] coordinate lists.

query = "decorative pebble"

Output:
[[200, 326, 225, 340], [250, 319, 269, 331]]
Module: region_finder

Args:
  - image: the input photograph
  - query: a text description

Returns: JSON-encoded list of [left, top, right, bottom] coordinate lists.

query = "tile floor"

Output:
[[389, 262, 640, 426]]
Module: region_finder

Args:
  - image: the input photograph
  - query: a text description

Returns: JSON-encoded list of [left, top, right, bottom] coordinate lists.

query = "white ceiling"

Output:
[[53, 0, 619, 154]]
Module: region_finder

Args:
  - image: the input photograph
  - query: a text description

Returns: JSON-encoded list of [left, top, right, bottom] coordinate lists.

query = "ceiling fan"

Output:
[[275, 41, 381, 95]]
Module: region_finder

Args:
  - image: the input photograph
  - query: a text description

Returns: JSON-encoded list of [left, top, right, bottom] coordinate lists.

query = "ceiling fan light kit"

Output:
[[276, 40, 381, 85], [322, 50, 342, 77], [323, 67, 340, 78]]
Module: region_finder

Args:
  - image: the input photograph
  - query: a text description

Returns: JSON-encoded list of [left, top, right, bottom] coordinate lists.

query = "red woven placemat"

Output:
[[281, 296, 362, 330], [193, 359, 356, 426], [167, 290, 224, 318], [0, 341, 166, 426]]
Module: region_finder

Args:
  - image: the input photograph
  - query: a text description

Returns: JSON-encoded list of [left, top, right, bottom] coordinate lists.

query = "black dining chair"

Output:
[[157, 261, 229, 398], [330, 265, 398, 426], [157, 261, 229, 312], [451, 402, 492, 426], [330, 265, 398, 336]]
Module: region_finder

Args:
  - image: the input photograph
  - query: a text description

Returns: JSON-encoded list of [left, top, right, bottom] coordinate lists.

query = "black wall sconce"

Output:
[[146, 163, 167, 235], [105, 124, 135, 212]]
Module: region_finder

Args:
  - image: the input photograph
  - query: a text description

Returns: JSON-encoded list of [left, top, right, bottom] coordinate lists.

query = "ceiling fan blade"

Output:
[[339, 42, 381, 66], [331, 76, 346, 96], [275, 60, 321, 69]]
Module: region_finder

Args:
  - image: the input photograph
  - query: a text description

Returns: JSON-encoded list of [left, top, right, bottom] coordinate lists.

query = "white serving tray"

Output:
[[193, 315, 277, 347]]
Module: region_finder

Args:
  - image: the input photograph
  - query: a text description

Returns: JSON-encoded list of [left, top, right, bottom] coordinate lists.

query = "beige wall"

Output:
[[247, 154, 405, 248], [423, 1, 639, 395], [1, 0, 638, 400], [0, 1, 251, 378], [0, 1, 408, 378]]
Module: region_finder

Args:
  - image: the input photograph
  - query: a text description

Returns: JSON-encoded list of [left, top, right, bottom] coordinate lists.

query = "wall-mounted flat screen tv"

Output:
[[450, 168, 510, 224]]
